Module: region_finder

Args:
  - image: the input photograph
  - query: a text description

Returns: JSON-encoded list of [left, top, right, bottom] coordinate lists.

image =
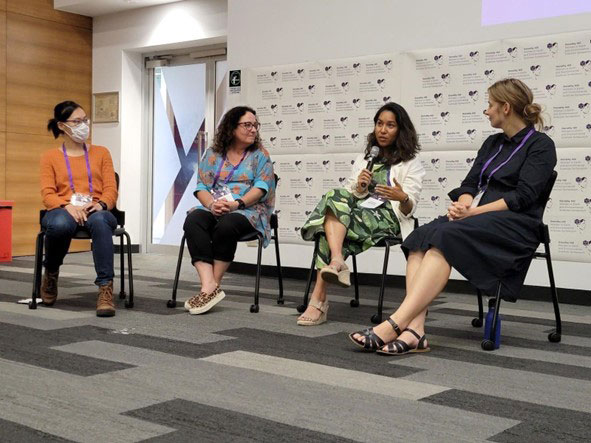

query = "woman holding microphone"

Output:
[[298, 102, 425, 326]]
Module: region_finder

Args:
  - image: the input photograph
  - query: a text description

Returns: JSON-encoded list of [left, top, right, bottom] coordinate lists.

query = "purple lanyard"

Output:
[[212, 151, 247, 188], [477, 128, 534, 191], [62, 143, 93, 194]]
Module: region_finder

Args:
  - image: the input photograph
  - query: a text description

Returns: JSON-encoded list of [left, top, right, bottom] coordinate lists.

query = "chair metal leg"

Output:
[[298, 236, 319, 313], [273, 230, 284, 305], [119, 234, 126, 299], [543, 240, 562, 342], [472, 290, 484, 327], [250, 236, 263, 313], [350, 254, 360, 307], [168, 235, 186, 308], [30, 231, 45, 310], [123, 231, 134, 309], [372, 242, 391, 324], [482, 283, 502, 351]]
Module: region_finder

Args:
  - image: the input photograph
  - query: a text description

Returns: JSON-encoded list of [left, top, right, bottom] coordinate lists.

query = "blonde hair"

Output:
[[488, 78, 544, 128]]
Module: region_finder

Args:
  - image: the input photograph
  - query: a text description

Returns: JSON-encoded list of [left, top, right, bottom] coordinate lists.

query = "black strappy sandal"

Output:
[[376, 328, 430, 356], [348, 318, 402, 352]]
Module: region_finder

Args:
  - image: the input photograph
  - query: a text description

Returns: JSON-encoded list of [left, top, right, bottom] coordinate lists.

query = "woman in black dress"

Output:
[[349, 78, 556, 354]]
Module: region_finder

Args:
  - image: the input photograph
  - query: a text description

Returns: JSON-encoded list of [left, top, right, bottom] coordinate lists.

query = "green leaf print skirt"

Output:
[[301, 182, 401, 269]]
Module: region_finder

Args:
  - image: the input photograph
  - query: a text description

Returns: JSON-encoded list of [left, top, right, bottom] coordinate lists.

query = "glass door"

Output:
[[149, 56, 227, 247]]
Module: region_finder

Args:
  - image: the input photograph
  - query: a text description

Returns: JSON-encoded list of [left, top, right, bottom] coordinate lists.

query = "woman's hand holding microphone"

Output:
[[357, 168, 372, 192]]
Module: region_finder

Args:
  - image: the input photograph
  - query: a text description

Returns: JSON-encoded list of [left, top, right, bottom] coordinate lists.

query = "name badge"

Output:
[[211, 185, 234, 202], [71, 193, 92, 207], [360, 196, 386, 209], [470, 189, 485, 208]]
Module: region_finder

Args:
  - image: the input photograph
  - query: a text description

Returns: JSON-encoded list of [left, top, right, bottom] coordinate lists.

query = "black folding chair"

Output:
[[167, 210, 283, 312], [298, 218, 418, 324], [471, 170, 561, 350], [30, 173, 134, 310]]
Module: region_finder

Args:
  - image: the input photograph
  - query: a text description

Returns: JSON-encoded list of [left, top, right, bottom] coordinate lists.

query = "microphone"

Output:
[[360, 145, 380, 188]]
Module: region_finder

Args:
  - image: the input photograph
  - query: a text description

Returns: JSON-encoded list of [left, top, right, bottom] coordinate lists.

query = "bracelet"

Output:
[[98, 200, 108, 211], [402, 194, 410, 204]]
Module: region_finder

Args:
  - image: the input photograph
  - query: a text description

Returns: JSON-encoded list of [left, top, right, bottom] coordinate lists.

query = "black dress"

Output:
[[402, 126, 557, 301]]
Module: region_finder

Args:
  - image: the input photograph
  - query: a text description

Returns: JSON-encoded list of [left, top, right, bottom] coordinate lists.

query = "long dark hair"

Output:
[[47, 101, 82, 139], [365, 102, 420, 165], [212, 106, 261, 155]]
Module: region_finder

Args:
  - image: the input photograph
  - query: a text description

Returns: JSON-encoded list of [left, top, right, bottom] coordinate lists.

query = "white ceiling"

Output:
[[54, 0, 183, 17]]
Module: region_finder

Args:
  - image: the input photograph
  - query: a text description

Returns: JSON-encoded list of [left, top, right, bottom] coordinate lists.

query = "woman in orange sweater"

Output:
[[40, 101, 119, 317]]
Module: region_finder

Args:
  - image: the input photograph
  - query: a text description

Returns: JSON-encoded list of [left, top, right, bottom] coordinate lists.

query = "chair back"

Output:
[[110, 172, 125, 226], [538, 170, 558, 207], [270, 173, 280, 229], [537, 171, 557, 242]]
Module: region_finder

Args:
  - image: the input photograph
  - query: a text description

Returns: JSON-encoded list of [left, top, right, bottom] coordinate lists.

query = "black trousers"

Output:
[[183, 210, 257, 264]]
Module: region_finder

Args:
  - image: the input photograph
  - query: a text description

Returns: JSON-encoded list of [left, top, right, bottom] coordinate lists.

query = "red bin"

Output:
[[0, 200, 14, 263]]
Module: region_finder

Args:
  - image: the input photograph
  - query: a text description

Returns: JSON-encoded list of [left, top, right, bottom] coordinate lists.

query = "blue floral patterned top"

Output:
[[195, 147, 275, 246]]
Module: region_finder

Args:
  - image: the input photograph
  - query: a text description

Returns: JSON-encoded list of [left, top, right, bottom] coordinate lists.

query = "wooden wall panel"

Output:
[[0, 10, 5, 199], [0, 11, 6, 133], [7, 0, 91, 30], [7, 13, 91, 135], [3, 1, 92, 256], [5, 132, 44, 255], [6, 133, 88, 255], [0, 133, 5, 199]]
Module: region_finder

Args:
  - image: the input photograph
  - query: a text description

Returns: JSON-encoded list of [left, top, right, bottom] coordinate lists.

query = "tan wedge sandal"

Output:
[[297, 300, 329, 326], [319, 258, 351, 287]]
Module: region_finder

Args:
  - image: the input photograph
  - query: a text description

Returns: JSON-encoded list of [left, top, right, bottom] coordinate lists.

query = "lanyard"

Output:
[[62, 143, 93, 194], [477, 128, 534, 191], [212, 151, 247, 188]]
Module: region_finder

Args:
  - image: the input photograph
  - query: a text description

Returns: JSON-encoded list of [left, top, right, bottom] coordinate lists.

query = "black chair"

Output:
[[298, 218, 418, 324], [167, 211, 283, 312], [30, 173, 134, 310], [471, 170, 561, 351]]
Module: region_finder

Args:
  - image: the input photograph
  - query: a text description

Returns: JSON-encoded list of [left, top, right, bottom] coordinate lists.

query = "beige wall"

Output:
[[0, 0, 92, 255]]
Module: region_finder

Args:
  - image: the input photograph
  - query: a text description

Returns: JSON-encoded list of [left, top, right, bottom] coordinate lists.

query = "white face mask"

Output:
[[65, 121, 90, 143]]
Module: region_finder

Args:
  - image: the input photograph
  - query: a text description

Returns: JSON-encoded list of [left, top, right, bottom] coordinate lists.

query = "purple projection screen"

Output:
[[482, 0, 591, 25]]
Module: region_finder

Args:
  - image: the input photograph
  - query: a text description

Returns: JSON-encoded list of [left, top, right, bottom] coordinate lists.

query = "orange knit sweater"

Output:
[[40, 145, 118, 210]]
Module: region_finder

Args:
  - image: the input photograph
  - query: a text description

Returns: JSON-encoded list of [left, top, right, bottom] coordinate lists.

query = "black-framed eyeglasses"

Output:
[[238, 122, 260, 131], [66, 118, 90, 125]]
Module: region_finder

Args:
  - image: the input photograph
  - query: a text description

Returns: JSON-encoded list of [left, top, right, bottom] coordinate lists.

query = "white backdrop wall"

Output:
[[227, 0, 591, 291]]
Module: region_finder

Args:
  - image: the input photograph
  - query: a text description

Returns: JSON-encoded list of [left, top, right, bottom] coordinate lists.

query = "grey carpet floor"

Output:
[[0, 252, 590, 442]]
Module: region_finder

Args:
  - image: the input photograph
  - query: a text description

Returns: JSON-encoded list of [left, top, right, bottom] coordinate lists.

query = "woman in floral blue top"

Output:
[[183, 106, 275, 315]]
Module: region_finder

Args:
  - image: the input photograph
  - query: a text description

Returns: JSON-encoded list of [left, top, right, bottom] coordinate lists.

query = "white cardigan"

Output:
[[347, 153, 425, 240]]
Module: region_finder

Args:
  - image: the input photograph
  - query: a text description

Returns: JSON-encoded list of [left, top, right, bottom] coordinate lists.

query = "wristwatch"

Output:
[[98, 200, 108, 211], [236, 199, 246, 210]]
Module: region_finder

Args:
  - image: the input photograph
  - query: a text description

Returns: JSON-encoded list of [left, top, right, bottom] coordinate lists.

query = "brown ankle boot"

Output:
[[40, 270, 59, 306], [96, 281, 115, 317]]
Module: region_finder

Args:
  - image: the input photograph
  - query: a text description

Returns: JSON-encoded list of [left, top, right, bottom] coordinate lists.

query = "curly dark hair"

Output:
[[212, 106, 261, 155], [364, 102, 420, 165]]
